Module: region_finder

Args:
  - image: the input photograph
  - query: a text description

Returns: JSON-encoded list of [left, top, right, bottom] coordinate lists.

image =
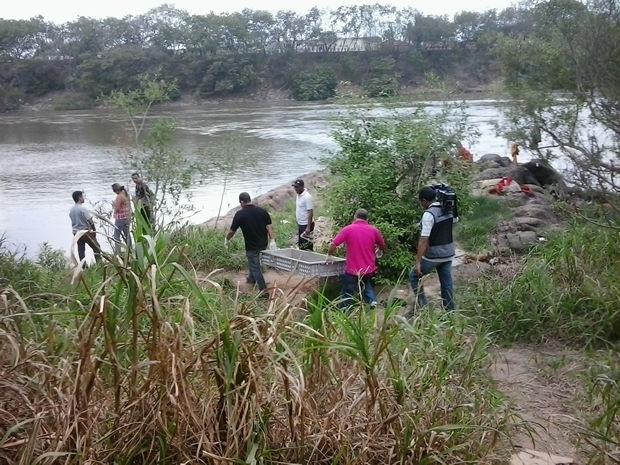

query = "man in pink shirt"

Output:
[[327, 208, 386, 310]]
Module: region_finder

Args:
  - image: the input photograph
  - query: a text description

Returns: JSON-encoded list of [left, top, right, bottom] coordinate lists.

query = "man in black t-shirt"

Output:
[[225, 192, 275, 293]]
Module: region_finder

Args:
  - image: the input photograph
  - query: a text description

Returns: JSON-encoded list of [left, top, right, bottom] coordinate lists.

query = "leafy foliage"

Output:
[[78, 46, 177, 99], [290, 67, 338, 101], [460, 216, 620, 346], [323, 105, 477, 280], [195, 56, 261, 97], [363, 56, 399, 97], [495, 0, 620, 222]]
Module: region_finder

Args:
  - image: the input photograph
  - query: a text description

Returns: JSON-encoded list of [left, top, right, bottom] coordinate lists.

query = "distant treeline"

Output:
[[0, 3, 580, 110]]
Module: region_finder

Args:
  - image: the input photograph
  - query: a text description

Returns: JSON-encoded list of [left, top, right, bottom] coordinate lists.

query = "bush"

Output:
[[323, 105, 477, 281], [362, 76, 400, 98], [290, 67, 338, 101]]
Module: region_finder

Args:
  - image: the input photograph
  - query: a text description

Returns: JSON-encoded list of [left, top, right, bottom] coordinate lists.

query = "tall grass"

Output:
[[1, 229, 519, 464], [576, 348, 620, 464], [460, 219, 620, 346]]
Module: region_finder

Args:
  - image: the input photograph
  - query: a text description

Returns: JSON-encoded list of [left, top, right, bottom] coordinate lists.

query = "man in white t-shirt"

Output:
[[292, 178, 314, 251], [409, 186, 458, 312]]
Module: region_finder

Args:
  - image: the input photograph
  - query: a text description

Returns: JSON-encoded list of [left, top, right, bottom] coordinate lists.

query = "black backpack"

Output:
[[431, 184, 458, 218]]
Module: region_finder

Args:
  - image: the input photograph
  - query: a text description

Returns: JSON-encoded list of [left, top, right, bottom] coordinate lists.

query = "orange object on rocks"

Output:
[[457, 145, 473, 162], [520, 184, 534, 196]]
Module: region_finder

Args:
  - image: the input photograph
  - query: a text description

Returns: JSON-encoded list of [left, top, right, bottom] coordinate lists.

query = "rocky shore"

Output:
[[201, 171, 328, 231], [203, 154, 566, 256]]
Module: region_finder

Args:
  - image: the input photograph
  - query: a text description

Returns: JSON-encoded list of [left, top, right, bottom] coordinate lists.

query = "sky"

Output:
[[2, 0, 517, 24]]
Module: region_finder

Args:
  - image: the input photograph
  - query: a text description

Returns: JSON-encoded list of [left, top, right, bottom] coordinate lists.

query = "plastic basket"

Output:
[[261, 248, 345, 277]]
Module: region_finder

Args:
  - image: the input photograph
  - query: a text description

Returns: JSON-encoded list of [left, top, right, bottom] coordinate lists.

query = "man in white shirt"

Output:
[[409, 186, 458, 312], [292, 178, 314, 251]]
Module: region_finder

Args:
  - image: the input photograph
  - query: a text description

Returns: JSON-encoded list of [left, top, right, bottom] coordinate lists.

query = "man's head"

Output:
[[418, 186, 437, 207], [239, 192, 252, 205], [292, 178, 304, 193], [131, 172, 142, 185], [354, 208, 368, 220], [72, 190, 84, 203]]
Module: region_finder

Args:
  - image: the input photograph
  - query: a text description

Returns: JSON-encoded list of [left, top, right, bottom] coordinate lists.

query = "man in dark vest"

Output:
[[409, 186, 458, 312]]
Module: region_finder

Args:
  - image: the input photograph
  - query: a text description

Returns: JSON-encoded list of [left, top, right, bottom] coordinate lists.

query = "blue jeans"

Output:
[[340, 273, 377, 310], [246, 250, 266, 291], [409, 259, 454, 311], [113, 219, 130, 243], [113, 219, 131, 253]]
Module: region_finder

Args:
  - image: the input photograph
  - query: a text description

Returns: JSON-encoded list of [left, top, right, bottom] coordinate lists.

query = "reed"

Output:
[[1, 234, 516, 464]]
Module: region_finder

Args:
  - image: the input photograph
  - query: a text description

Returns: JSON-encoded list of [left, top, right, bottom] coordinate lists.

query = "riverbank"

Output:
[[15, 80, 506, 113]]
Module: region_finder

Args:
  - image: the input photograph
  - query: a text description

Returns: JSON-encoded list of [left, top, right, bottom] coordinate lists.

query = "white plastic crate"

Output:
[[261, 248, 345, 277]]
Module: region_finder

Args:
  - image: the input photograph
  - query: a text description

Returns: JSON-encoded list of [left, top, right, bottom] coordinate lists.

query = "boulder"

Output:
[[521, 160, 565, 187], [477, 154, 513, 170], [202, 171, 327, 230]]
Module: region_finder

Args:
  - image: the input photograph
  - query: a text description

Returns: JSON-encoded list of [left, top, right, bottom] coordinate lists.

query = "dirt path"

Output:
[[213, 261, 589, 464], [490, 346, 587, 463]]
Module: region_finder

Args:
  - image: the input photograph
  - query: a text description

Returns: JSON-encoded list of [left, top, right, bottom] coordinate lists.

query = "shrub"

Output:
[[290, 67, 338, 101], [362, 76, 400, 97], [323, 104, 477, 281]]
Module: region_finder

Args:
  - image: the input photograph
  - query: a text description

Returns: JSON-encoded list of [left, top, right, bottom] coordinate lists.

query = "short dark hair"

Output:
[[354, 208, 368, 220], [418, 186, 437, 201], [239, 192, 251, 203], [72, 190, 83, 202]]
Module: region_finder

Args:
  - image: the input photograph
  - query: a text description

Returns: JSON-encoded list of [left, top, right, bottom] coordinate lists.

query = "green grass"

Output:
[[455, 195, 510, 253], [459, 218, 620, 347]]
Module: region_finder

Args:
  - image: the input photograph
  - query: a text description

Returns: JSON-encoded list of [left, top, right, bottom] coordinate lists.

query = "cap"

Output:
[[292, 179, 304, 188]]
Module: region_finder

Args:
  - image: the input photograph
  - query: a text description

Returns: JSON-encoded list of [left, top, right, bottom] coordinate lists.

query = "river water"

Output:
[[0, 99, 520, 258]]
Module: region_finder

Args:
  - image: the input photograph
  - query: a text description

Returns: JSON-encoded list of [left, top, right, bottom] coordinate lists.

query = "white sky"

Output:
[[2, 0, 517, 24]]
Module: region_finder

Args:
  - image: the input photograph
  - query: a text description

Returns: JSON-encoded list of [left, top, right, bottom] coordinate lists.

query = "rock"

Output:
[[471, 154, 565, 254], [521, 160, 569, 198], [202, 171, 327, 230], [477, 154, 513, 169], [521, 160, 565, 187], [492, 230, 540, 252]]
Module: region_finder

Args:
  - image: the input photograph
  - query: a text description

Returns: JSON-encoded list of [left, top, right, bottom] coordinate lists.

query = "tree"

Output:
[[241, 9, 276, 54], [495, 0, 620, 224], [105, 77, 205, 227], [324, 105, 476, 280], [272, 10, 307, 52], [0, 18, 47, 60]]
